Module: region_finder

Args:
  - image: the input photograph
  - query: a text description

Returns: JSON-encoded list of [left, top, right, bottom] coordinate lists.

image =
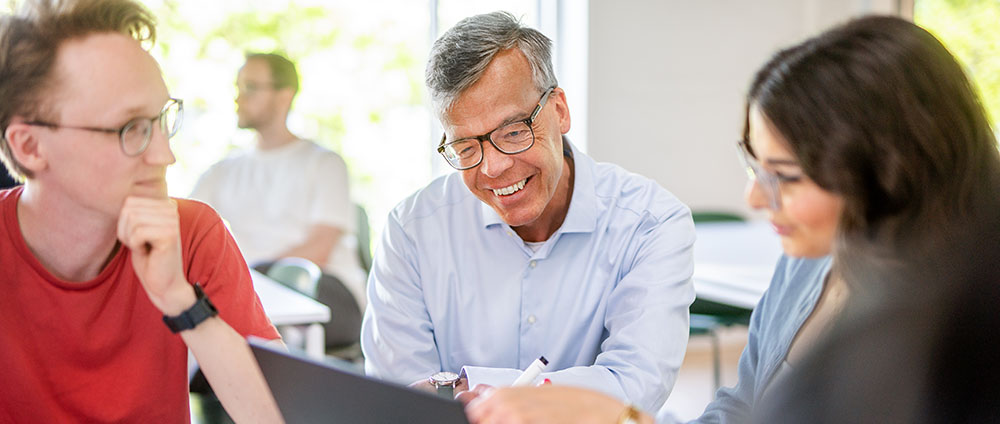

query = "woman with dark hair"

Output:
[[460, 15, 1000, 424]]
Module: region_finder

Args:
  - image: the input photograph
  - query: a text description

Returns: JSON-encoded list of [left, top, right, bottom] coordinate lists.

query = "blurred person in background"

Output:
[[190, 52, 366, 349], [755, 205, 1000, 423]]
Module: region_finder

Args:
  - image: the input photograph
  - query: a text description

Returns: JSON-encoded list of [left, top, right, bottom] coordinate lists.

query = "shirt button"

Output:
[[527, 315, 537, 324], [529, 260, 537, 268], [507, 231, 514, 237]]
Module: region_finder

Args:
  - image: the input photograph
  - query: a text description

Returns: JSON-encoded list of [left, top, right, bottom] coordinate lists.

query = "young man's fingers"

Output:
[[121, 225, 178, 255]]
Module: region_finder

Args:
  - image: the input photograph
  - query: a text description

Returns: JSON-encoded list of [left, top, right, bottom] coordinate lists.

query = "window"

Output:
[[915, 0, 1000, 130], [6, 1, 585, 244], [145, 0, 433, 240]]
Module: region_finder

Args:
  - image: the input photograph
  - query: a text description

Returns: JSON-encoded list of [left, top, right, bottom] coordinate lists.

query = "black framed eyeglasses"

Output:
[[26, 98, 183, 157], [437, 86, 556, 170]]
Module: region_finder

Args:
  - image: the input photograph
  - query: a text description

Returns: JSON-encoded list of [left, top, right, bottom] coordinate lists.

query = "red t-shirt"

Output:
[[0, 187, 280, 423]]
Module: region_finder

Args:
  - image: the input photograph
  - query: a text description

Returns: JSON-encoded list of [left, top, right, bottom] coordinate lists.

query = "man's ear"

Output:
[[5, 121, 48, 174], [278, 88, 296, 112], [552, 88, 571, 135]]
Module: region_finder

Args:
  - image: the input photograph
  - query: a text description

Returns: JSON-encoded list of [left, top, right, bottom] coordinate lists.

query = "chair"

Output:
[[689, 211, 753, 393], [691, 211, 745, 224], [260, 258, 324, 351], [263, 203, 374, 364], [256, 258, 363, 359], [266, 257, 322, 297]]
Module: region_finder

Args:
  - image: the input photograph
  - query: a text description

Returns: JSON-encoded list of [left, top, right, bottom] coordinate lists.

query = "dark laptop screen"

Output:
[[250, 340, 469, 424]]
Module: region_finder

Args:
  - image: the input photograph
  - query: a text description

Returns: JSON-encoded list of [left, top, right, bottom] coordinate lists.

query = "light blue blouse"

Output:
[[690, 255, 833, 423]]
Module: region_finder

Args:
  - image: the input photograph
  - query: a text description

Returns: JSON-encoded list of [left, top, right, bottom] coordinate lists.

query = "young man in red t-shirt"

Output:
[[0, 0, 284, 422]]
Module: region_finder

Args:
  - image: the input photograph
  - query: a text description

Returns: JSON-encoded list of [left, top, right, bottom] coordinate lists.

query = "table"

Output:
[[692, 221, 784, 310], [252, 270, 331, 359]]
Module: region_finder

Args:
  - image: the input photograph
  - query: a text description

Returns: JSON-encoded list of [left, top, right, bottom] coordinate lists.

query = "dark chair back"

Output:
[[258, 258, 363, 350], [266, 257, 322, 298]]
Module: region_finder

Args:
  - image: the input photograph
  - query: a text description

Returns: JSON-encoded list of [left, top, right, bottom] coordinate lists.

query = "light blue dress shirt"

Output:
[[689, 255, 832, 423], [361, 141, 695, 412]]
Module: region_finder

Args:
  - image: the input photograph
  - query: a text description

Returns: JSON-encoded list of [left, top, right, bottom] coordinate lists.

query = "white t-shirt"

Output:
[[524, 240, 545, 253], [190, 139, 366, 308]]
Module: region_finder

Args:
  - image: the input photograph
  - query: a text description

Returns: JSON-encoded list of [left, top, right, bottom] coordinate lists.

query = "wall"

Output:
[[586, 0, 901, 217]]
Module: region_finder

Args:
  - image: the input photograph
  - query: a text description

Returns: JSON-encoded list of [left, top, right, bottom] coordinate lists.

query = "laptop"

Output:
[[249, 339, 469, 424]]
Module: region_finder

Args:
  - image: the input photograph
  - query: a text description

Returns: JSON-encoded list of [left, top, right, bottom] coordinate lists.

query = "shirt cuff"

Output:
[[460, 366, 523, 389]]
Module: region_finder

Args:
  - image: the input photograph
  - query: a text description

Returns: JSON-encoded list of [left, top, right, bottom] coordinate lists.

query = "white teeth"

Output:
[[492, 178, 527, 196]]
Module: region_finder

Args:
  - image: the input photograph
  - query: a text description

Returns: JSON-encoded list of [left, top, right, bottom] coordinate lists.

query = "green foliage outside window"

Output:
[[915, 0, 1000, 130], [140, 0, 433, 240]]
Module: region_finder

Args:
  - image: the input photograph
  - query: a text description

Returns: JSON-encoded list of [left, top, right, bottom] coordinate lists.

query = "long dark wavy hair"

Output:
[[745, 16, 1000, 422], [745, 15, 1000, 276]]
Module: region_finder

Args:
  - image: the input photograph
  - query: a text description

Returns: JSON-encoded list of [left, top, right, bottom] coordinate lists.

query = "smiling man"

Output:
[[0, 0, 282, 422], [360, 11, 696, 413]]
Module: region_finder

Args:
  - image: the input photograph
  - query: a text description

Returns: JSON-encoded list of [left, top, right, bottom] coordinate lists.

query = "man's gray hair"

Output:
[[426, 11, 557, 117]]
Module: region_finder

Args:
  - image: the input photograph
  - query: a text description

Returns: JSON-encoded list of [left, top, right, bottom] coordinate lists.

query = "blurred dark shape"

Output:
[[0, 161, 18, 189], [755, 196, 1000, 423]]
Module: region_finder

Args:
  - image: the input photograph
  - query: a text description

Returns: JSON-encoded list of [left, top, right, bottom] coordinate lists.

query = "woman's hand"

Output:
[[463, 385, 653, 424]]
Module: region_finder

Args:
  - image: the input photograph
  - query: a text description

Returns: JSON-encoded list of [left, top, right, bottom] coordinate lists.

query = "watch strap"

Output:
[[162, 283, 218, 333], [436, 384, 454, 398]]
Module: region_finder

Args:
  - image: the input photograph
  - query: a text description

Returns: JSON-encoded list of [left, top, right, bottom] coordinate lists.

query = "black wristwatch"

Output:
[[428, 371, 460, 398], [162, 283, 218, 333]]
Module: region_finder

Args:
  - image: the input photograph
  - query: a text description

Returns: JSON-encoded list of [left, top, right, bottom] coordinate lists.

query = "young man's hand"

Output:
[[117, 196, 194, 316]]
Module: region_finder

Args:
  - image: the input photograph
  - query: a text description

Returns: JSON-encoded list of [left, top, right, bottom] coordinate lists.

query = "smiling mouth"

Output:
[[492, 177, 528, 197]]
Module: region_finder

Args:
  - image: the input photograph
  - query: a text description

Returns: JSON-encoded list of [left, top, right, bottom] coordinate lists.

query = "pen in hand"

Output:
[[511, 356, 549, 386]]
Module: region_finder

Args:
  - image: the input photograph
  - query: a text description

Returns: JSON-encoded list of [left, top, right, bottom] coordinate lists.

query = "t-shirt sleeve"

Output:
[[306, 150, 353, 232], [188, 164, 218, 204], [178, 198, 280, 341]]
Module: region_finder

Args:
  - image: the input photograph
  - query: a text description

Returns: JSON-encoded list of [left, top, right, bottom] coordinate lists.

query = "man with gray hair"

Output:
[[361, 11, 695, 413]]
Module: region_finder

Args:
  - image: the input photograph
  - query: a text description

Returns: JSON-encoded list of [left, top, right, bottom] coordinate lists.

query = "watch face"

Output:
[[429, 371, 460, 386]]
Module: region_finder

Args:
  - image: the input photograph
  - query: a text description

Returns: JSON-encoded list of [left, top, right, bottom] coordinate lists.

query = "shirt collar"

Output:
[[480, 137, 598, 235]]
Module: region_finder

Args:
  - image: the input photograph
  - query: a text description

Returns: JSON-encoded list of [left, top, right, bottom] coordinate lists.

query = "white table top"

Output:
[[692, 221, 784, 310], [252, 270, 331, 326]]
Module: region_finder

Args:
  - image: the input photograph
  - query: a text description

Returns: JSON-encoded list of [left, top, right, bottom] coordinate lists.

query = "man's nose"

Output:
[[143, 124, 176, 167], [479, 140, 513, 178]]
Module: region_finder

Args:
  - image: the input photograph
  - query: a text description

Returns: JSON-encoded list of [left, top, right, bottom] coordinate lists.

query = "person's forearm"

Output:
[[182, 317, 284, 424], [463, 386, 657, 424], [463, 364, 639, 408], [277, 227, 343, 268], [276, 246, 330, 268]]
